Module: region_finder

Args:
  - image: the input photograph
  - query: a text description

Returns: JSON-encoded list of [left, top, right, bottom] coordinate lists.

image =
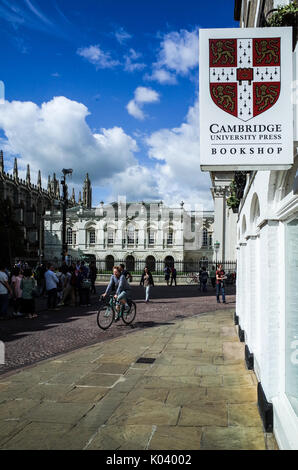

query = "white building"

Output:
[[43, 201, 214, 271], [233, 0, 298, 450]]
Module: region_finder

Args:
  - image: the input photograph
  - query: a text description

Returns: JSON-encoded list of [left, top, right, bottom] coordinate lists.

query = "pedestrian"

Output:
[[198, 267, 203, 291], [45, 265, 59, 310], [0, 263, 12, 320], [89, 261, 98, 294], [209, 265, 216, 288], [216, 264, 226, 304], [200, 266, 209, 293], [119, 263, 133, 282], [11, 267, 23, 317], [77, 266, 91, 307], [164, 265, 171, 286], [140, 267, 154, 302], [170, 266, 177, 286], [20, 268, 37, 318]]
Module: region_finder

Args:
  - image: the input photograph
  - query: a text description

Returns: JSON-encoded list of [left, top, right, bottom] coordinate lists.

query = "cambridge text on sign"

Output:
[[199, 28, 293, 171]]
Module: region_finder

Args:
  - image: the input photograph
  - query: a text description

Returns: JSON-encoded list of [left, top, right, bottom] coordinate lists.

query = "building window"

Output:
[[89, 230, 96, 245], [148, 230, 155, 245], [67, 228, 73, 245], [167, 229, 173, 245], [108, 229, 114, 244], [202, 228, 208, 247], [73, 232, 77, 246], [208, 233, 213, 247], [127, 225, 134, 245]]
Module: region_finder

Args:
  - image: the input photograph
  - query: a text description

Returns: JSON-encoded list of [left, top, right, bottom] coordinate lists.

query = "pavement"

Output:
[[0, 307, 278, 450], [0, 283, 236, 373]]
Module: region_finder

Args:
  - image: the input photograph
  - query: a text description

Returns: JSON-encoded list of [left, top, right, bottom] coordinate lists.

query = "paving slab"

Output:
[[0, 308, 277, 450]]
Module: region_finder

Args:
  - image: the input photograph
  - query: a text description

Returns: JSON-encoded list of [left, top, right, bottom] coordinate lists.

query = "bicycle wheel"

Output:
[[97, 303, 114, 330], [122, 301, 136, 325]]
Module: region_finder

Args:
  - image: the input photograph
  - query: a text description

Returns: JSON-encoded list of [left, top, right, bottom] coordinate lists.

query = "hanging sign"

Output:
[[199, 27, 293, 171]]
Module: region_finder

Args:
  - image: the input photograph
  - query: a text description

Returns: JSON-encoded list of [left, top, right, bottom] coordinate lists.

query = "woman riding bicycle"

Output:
[[102, 266, 131, 320]]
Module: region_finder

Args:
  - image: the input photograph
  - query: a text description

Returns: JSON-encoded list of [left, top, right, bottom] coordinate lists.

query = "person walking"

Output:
[[200, 266, 209, 293], [140, 267, 154, 302], [164, 265, 171, 286], [209, 265, 216, 289], [45, 265, 59, 310], [0, 264, 12, 320], [11, 267, 23, 317], [77, 265, 91, 307], [216, 264, 226, 304], [170, 266, 177, 286], [20, 268, 37, 318], [89, 261, 98, 295]]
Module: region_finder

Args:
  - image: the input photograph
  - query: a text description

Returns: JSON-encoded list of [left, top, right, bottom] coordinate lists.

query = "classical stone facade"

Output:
[[43, 201, 214, 268], [0, 150, 92, 260], [233, 0, 298, 450]]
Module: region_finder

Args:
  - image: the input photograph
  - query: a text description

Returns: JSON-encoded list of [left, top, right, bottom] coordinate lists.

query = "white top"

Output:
[[0, 271, 9, 295], [45, 270, 59, 291]]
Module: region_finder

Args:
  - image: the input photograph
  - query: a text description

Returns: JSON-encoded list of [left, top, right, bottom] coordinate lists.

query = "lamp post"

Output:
[[214, 240, 220, 268], [61, 168, 73, 264]]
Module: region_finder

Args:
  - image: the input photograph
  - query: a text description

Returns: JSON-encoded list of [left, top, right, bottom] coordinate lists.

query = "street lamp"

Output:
[[61, 168, 73, 264], [214, 240, 220, 267]]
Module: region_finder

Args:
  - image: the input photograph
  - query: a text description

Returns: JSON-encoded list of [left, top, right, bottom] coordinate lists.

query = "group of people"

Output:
[[164, 266, 177, 286], [0, 260, 98, 320]]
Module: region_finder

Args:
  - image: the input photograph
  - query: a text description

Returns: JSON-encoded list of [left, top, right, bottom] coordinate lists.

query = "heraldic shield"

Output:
[[209, 38, 281, 121]]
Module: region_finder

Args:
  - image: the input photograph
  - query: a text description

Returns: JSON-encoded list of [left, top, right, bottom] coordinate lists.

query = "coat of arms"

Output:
[[209, 38, 281, 121]]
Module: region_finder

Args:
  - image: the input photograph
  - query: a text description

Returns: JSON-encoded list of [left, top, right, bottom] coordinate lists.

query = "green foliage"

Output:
[[267, 2, 298, 27], [226, 179, 240, 210]]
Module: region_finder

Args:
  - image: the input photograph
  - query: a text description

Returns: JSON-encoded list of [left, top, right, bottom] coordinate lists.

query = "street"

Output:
[[0, 284, 235, 375]]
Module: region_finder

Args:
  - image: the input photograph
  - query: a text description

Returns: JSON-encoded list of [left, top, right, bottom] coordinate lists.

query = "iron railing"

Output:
[[96, 259, 237, 275]]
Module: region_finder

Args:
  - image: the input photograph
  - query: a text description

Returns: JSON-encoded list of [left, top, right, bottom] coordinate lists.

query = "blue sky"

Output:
[[0, 0, 238, 209]]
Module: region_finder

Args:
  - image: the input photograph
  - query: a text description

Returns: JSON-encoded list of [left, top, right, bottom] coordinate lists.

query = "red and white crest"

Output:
[[209, 38, 281, 121]]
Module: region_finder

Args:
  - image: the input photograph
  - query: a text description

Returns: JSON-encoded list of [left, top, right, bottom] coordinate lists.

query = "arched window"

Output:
[[165, 255, 174, 267], [106, 255, 114, 271], [146, 256, 156, 272], [126, 255, 135, 271]]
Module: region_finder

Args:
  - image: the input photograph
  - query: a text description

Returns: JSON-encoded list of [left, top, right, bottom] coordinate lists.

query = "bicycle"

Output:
[[186, 272, 199, 284], [97, 294, 137, 330]]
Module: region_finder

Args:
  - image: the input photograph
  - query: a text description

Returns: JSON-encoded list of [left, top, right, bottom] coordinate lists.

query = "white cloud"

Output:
[[77, 45, 120, 69], [126, 86, 160, 120], [0, 97, 138, 185], [124, 48, 146, 72], [108, 165, 160, 202], [114, 27, 132, 44], [144, 68, 177, 85], [145, 98, 212, 209], [148, 29, 199, 84]]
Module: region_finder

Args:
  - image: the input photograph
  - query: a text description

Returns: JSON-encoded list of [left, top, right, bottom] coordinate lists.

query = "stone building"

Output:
[[43, 200, 214, 270], [0, 150, 91, 260], [233, 0, 298, 449]]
